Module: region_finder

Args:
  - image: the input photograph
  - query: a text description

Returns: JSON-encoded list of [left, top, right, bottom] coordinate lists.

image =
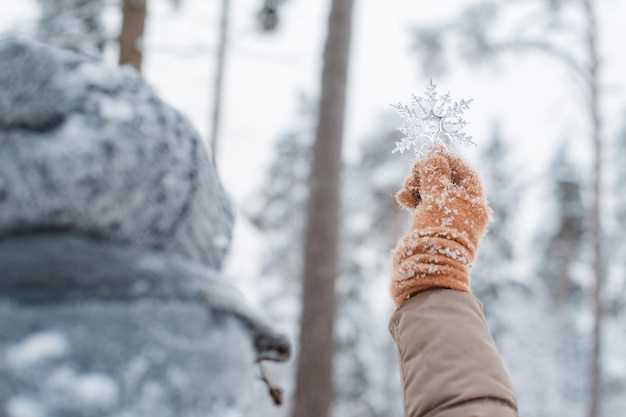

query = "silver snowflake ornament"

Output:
[[392, 81, 475, 158]]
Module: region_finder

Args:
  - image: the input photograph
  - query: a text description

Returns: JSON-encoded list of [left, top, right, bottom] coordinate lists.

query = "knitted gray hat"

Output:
[[0, 37, 233, 270]]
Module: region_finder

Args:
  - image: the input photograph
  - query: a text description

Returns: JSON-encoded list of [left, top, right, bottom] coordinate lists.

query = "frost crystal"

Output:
[[392, 81, 475, 157]]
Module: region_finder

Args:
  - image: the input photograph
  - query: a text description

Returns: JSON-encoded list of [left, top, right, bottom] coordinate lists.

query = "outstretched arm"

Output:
[[389, 149, 518, 417]]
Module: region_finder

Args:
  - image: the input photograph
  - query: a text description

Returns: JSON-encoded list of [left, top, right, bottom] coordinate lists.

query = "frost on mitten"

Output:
[[391, 149, 490, 306]]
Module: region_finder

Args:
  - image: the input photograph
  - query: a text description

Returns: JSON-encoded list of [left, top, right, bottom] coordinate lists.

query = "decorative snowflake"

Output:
[[392, 81, 475, 158]]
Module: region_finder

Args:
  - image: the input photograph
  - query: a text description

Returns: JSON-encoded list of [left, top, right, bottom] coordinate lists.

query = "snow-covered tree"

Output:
[[610, 112, 626, 298], [247, 96, 313, 326], [469, 124, 561, 417], [542, 142, 586, 306], [472, 123, 526, 331], [249, 111, 404, 417], [333, 250, 383, 417], [332, 120, 408, 417], [243, 99, 312, 417], [535, 142, 588, 416], [603, 114, 626, 414], [349, 118, 411, 259], [36, 0, 107, 56], [472, 123, 519, 304]]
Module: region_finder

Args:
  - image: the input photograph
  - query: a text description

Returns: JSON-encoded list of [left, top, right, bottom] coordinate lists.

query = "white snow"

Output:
[[74, 373, 119, 406], [48, 367, 119, 408], [6, 396, 45, 417], [213, 234, 230, 250], [136, 255, 167, 273], [5, 331, 69, 368], [99, 96, 134, 121], [79, 62, 120, 85]]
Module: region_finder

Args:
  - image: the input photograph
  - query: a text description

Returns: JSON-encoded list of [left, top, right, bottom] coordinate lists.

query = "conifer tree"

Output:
[[473, 123, 519, 305], [249, 114, 403, 417], [37, 0, 106, 56], [473, 124, 563, 417], [540, 142, 587, 415]]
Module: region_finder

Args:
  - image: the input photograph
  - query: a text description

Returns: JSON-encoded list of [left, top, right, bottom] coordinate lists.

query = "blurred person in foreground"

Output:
[[389, 147, 518, 417], [0, 37, 289, 417]]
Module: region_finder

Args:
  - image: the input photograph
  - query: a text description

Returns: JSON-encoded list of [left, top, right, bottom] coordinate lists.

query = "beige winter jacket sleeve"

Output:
[[389, 289, 518, 417]]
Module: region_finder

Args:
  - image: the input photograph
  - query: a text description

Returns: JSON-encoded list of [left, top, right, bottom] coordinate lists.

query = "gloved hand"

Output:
[[391, 148, 490, 306]]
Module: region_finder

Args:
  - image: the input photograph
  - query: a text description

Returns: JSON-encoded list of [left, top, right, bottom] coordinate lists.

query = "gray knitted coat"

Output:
[[0, 38, 289, 417]]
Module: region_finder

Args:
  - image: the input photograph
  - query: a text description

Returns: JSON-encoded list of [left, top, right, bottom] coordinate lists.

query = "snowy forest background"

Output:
[[3, 0, 626, 416]]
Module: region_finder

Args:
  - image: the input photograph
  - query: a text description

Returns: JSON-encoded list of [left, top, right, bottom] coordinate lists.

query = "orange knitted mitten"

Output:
[[391, 149, 490, 306]]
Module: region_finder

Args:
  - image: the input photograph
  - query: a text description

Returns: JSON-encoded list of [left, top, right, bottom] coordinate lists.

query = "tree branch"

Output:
[[490, 38, 590, 82]]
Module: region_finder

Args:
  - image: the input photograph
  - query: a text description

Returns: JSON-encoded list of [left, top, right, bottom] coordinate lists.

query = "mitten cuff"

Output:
[[390, 227, 475, 307], [390, 260, 470, 306]]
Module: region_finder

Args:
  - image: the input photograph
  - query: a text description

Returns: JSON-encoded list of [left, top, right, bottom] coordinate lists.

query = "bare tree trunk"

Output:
[[292, 1, 355, 417], [584, 1, 604, 416], [119, 0, 147, 72], [209, 0, 231, 167]]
